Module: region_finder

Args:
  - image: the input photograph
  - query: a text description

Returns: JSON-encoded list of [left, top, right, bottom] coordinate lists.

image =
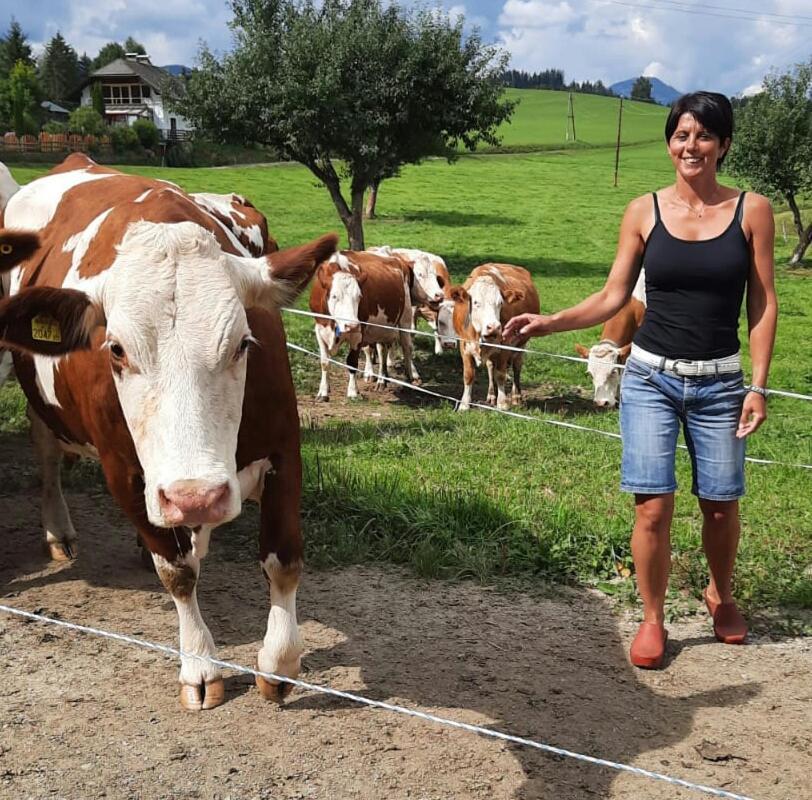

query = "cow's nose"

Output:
[[159, 480, 231, 526], [484, 323, 502, 338], [432, 291, 444, 303]]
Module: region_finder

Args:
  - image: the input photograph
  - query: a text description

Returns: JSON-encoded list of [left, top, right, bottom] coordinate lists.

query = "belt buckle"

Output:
[[670, 358, 693, 376]]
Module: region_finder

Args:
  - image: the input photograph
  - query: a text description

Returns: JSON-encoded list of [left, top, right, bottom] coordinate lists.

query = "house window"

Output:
[[100, 83, 145, 105]]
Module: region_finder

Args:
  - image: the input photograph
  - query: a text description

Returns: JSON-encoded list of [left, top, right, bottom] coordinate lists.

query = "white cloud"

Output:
[[496, 0, 809, 96], [741, 83, 764, 97]]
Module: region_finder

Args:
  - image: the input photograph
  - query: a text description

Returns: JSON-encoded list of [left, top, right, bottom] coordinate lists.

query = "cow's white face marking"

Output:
[[468, 277, 503, 340], [327, 271, 362, 342], [410, 254, 444, 304], [435, 300, 457, 349], [102, 221, 255, 528], [587, 343, 623, 407]]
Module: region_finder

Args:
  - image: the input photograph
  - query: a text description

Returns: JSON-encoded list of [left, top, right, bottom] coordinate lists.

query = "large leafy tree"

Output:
[[92, 42, 126, 71], [175, 0, 514, 249], [0, 18, 34, 77], [39, 32, 80, 105], [727, 59, 812, 265], [631, 76, 652, 102], [123, 37, 147, 55], [0, 60, 42, 134]]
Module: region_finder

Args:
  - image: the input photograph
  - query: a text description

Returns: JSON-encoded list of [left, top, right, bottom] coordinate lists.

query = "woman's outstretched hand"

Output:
[[503, 313, 554, 346]]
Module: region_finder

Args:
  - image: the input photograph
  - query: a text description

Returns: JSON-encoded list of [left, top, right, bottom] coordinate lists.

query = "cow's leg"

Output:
[[374, 343, 389, 390], [147, 528, 224, 711], [485, 358, 497, 405], [399, 329, 421, 385], [511, 354, 525, 406], [0, 349, 13, 389], [495, 352, 510, 410], [315, 325, 331, 402], [28, 406, 78, 560], [458, 349, 476, 411], [256, 450, 304, 703], [346, 347, 361, 399], [362, 345, 375, 383]]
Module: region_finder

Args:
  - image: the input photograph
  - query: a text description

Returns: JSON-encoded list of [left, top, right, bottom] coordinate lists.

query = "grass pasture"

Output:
[[2, 131, 811, 623]]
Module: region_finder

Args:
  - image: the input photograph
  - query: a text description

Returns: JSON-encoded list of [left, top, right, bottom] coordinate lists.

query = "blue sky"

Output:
[[5, 1, 811, 97]]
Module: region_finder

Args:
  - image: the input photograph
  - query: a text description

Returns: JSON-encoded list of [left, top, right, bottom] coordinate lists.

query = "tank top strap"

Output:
[[735, 191, 746, 225], [652, 192, 661, 223]]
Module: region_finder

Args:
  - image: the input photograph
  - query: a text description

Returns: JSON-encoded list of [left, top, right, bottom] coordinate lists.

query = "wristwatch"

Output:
[[746, 385, 769, 398]]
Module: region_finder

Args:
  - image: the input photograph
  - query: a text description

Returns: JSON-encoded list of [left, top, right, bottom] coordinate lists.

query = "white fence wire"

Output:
[[0, 604, 758, 800]]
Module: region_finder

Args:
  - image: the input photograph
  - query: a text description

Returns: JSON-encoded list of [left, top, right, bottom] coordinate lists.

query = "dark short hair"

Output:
[[665, 91, 734, 167]]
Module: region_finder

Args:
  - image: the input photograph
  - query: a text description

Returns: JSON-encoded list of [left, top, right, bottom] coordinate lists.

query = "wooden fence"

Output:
[[1, 132, 112, 154]]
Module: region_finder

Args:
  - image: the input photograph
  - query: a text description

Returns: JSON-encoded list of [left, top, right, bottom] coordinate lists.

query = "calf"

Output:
[[574, 270, 646, 408], [437, 264, 539, 411], [309, 250, 418, 399], [1, 154, 337, 711]]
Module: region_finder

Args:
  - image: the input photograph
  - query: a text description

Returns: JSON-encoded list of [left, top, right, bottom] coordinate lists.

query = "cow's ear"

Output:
[[503, 288, 525, 304], [449, 286, 469, 304], [230, 233, 339, 309], [575, 343, 589, 358], [0, 286, 104, 356], [0, 229, 39, 273], [618, 343, 632, 361]]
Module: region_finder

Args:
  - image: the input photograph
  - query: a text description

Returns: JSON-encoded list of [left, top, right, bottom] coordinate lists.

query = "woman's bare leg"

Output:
[[632, 493, 675, 624]]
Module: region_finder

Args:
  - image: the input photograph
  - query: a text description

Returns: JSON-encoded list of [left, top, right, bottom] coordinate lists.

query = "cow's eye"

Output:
[[236, 336, 252, 360], [109, 342, 126, 360]]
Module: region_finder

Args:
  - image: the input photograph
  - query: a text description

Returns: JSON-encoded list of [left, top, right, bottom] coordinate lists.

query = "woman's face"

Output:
[[667, 113, 730, 180]]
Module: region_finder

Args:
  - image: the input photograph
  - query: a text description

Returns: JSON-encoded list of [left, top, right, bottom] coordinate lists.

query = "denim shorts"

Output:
[[619, 357, 747, 500]]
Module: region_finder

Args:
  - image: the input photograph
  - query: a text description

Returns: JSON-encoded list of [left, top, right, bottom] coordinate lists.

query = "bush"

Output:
[[68, 106, 106, 136], [165, 140, 194, 167], [42, 120, 68, 134], [131, 118, 159, 150], [109, 125, 141, 153]]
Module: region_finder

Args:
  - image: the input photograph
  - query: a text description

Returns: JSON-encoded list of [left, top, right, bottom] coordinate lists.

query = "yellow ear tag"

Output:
[[31, 314, 62, 343], [0, 244, 12, 255]]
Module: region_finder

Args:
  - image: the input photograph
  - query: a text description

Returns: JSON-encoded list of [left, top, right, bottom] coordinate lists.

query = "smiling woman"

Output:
[[503, 91, 779, 670]]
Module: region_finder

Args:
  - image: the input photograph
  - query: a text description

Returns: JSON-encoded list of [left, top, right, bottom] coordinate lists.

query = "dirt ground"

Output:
[[1, 420, 810, 800]]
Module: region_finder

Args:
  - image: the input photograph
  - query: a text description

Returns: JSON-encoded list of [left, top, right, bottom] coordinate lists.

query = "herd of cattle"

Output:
[[0, 155, 647, 711]]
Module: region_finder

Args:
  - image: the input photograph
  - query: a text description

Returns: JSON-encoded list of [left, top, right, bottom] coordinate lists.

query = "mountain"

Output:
[[161, 64, 192, 77], [610, 77, 682, 106]]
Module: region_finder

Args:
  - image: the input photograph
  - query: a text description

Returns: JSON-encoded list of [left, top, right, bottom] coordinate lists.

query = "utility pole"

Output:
[[566, 91, 577, 142], [613, 97, 623, 187]]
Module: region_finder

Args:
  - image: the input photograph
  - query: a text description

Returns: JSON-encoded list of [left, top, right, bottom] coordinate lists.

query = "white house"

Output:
[[79, 54, 194, 139]]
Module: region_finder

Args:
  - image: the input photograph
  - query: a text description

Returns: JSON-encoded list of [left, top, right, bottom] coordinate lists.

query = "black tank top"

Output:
[[633, 192, 750, 360]]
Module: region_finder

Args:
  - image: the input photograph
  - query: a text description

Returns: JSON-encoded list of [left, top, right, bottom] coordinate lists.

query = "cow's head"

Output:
[[575, 340, 631, 408], [467, 276, 524, 344], [317, 253, 365, 345], [409, 254, 445, 307], [2, 221, 337, 528]]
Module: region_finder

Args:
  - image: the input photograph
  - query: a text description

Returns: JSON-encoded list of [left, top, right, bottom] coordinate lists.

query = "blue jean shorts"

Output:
[[619, 357, 747, 500]]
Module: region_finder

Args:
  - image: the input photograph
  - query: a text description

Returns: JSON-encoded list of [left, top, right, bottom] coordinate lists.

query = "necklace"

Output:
[[673, 189, 717, 219]]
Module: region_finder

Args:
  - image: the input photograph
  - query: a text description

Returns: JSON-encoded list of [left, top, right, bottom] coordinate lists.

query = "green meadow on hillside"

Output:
[[3, 139, 811, 621], [490, 89, 667, 150]]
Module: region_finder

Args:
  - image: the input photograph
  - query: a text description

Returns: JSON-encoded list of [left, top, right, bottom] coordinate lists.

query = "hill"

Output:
[[609, 77, 682, 106], [487, 89, 667, 150], [161, 64, 192, 77]]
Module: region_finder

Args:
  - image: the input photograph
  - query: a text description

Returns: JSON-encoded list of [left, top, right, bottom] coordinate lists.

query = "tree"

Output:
[[91, 81, 105, 115], [174, 0, 514, 249], [0, 18, 34, 77], [68, 106, 105, 136], [727, 60, 812, 265], [92, 42, 126, 71], [78, 52, 93, 81], [123, 37, 147, 55], [1, 60, 42, 134], [631, 76, 652, 102], [39, 32, 80, 105]]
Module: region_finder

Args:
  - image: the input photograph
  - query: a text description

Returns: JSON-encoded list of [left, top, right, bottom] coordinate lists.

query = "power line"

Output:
[[605, 0, 812, 27], [654, 0, 812, 23]]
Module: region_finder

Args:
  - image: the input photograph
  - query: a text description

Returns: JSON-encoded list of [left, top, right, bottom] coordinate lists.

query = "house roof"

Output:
[[83, 57, 184, 94], [41, 100, 70, 114]]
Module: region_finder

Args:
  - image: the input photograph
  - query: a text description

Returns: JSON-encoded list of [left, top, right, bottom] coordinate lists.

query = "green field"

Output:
[[490, 89, 667, 150], [2, 114, 811, 625]]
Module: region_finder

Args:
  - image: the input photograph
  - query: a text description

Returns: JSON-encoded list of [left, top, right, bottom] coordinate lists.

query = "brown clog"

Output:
[[630, 622, 668, 669], [704, 589, 748, 644]]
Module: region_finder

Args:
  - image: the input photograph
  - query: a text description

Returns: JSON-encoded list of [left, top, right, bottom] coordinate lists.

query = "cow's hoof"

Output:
[[511, 395, 523, 407], [179, 678, 224, 711], [457, 404, 470, 413], [315, 395, 329, 403], [46, 540, 77, 561], [256, 674, 294, 703], [410, 377, 422, 387], [486, 396, 496, 406]]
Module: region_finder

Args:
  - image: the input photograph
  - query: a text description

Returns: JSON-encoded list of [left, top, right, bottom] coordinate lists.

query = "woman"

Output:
[[504, 92, 777, 669]]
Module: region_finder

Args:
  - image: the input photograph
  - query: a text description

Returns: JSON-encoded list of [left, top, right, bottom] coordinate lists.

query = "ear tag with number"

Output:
[[31, 314, 62, 343]]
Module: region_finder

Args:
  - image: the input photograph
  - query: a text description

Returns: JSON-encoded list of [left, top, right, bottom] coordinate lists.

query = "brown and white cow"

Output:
[[0, 154, 337, 710], [436, 264, 539, 411], [309, 250, 418, 400], [191, 191, 278, 256], [0, 163, 22, 385], [574, 270, 646, 408]]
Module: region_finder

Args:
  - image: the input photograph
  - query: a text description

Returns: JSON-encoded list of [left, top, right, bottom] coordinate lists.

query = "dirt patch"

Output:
[[1, 427, 809, 800]]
